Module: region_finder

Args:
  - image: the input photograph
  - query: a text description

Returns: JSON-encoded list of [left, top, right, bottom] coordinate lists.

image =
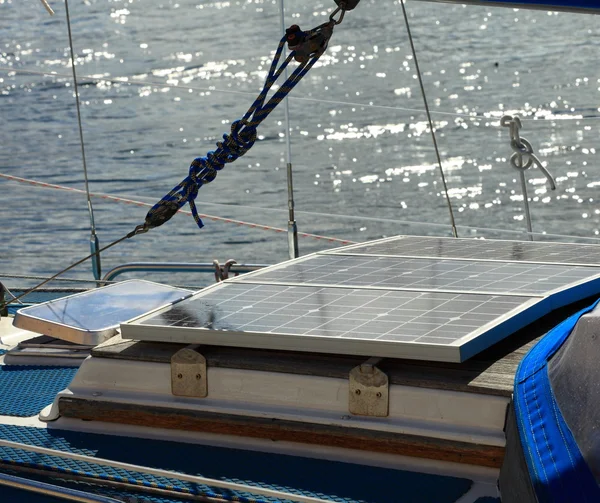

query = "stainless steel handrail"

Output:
[[102, 262, 268, 283], [0, 472, 122, 503]]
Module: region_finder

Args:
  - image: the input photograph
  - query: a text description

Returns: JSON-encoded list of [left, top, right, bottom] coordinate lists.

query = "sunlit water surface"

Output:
[[2, 0, 600, 288]]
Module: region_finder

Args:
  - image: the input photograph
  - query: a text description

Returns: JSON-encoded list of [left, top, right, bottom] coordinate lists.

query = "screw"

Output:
[[195, 374, 201, 380], [376, 392, 382, 398], [355, 389, 361, 395], [177, 373, 183, 379]]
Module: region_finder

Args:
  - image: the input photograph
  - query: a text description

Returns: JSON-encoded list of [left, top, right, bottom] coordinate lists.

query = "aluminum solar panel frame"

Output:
[[121, 237, 600, 363]]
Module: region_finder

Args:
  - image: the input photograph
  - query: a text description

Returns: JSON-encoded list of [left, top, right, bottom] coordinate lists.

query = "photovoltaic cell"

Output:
[[327, 236, 600, 266], [235, 254, 600, 296]]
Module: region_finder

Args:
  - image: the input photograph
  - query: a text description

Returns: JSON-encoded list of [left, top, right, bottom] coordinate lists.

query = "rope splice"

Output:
[[142, 12, 344, 233]]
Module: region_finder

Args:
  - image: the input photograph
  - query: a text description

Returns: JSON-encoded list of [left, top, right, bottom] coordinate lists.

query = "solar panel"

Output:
[[124, 282, 540, 362], [233, 254, 600, 296], [13, 280, 192, 345], [122, 236, 600, 362], [326, 236, 600, 266]]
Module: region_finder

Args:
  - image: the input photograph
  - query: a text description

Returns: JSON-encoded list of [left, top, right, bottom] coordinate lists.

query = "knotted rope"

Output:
[[143, 20, 336, 233]]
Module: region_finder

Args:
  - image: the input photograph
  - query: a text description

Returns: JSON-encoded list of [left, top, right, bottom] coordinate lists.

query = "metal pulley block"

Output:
[[286, 23, 334, 63], [334, 0, 361, 10]]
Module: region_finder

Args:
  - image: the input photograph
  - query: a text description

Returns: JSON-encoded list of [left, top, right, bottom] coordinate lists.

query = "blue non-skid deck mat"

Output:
[[0, 366, 77, 417], [0, 424, 473, 503]]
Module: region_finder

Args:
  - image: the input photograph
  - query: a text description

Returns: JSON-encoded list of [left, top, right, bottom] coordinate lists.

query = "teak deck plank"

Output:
[[59, 397, 504, 468], [94, 297, 594, 397]]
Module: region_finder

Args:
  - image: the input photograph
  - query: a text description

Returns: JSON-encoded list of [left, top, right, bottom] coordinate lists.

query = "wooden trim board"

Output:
[[59, 397, 505, 468]]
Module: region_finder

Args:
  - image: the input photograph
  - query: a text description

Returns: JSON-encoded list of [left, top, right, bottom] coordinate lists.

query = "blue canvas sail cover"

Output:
[[418, 0, 600, 14], [500, 299, 600, 502]]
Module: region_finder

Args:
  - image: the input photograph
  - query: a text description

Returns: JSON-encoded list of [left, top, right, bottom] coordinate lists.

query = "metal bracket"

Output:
[[348, 357, 389, 417], [171, 345, 207, 398]]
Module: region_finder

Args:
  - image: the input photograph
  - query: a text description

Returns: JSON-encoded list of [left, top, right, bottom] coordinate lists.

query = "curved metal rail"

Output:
[[102, 262, 267, 283], [0, 438, 335, 503], [0, 472, 122, 503]]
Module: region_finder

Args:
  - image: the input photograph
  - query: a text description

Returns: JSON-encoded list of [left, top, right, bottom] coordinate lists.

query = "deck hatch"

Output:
[[13, 280, 192, 345], [122, 237, 600, 362]]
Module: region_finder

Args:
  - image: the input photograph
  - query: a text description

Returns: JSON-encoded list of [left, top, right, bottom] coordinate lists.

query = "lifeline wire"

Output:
[[399, 0, 457, 239]]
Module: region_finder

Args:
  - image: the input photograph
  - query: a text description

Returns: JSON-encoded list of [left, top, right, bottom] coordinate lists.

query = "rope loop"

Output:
[[501, 114, 557, 190], [230, 120, 257, 150]]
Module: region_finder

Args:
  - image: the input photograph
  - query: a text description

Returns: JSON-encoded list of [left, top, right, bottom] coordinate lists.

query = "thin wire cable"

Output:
[[63, 0, 97, 240], [399, 0, 457, 238], [195, 203, 600, 242], [1, 66, 593, 122], [116, 195, 590, 238]]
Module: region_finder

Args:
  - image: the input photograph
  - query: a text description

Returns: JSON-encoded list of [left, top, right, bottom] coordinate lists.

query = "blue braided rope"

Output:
[[145, 32, 322, 230]]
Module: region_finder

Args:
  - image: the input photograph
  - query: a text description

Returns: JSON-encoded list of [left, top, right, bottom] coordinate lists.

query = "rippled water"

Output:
[[2, 0, 600, 288]]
